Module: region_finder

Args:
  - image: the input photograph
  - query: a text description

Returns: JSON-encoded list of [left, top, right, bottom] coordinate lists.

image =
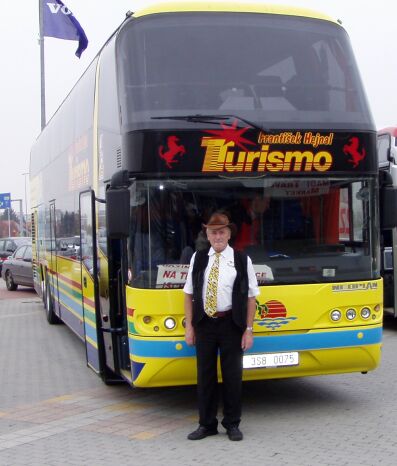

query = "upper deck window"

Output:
[[117, 12, 374, 132]]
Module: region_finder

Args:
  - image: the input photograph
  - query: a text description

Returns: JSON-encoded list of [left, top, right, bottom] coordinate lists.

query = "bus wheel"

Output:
[[5, 271, 18, 291], [45, 275, 60, 325]]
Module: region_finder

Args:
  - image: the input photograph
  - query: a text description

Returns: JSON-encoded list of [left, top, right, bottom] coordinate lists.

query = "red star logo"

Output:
[[204, 119, 256, 151]]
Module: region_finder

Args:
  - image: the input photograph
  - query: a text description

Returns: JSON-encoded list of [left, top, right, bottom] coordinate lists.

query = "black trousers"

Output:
[[195, 314, 243, 430]]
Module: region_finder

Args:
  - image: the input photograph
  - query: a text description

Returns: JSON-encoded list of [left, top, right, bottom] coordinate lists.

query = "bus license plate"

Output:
[[243, 352, 299, 369]]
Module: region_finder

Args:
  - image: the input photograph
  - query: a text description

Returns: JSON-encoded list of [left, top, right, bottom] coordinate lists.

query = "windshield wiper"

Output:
[[151, 114, 265, 132]]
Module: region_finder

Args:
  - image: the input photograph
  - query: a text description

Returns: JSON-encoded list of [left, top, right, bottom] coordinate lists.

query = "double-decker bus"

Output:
[[31, 2, 397, 387]]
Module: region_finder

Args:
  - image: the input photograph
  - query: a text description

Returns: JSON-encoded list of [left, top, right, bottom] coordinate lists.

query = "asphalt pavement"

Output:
[[1, 278, 397, 465]]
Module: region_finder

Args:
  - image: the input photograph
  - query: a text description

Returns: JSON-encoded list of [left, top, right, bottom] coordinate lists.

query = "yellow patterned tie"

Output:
[[205, 253, 221, 317]]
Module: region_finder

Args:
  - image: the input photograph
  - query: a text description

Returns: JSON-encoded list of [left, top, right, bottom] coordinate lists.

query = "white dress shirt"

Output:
[[183, 244, 259, 312]]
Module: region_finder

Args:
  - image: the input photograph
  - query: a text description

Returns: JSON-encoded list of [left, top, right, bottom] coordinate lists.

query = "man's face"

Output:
[[206, 227, 231, 252]]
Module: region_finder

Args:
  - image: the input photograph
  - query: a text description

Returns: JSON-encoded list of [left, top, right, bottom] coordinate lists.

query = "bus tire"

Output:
[[45, 274, 60, 325]]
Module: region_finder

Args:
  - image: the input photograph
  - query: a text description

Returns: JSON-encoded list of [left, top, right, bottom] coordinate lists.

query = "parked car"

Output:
[[0, 237, 31, 276], [57, 236, 81, 259], [1, 243, 34, 290]]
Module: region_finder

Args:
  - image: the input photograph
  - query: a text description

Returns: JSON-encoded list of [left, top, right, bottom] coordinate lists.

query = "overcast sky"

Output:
[[1, 0, 396, 215]]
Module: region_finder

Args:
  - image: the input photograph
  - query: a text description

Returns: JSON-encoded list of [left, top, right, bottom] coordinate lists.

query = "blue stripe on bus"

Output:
[[57, 278, 81, 302], [129, 327, 382, 359], [54, 288, 98, 343], [251, 327, 382, 352], [84, 320, 98, 343], [86, 342, 100, 372], [132, 361, 146, 381], [51, 280, 95, 322], [59, 301, 85, 339], [57, 288, 84, 319]]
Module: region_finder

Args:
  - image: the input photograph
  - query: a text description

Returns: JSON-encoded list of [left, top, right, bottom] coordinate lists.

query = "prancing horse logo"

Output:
[[343, 136, 366, 168], [159, 136, 186, 169]]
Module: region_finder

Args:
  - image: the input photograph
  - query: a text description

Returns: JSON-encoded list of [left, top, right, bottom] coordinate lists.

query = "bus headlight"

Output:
[[164, 317, 176, 330], [182, 318, 186, 328], [346, 308, 356, 320], [143, 316, 152, 324], [360, 307, 371, 319], [330, 309, 342, 321]]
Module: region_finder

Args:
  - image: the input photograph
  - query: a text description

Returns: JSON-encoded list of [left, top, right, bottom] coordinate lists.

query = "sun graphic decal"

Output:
[[204, 119, 256, 151], [255, 299, 297, 330]]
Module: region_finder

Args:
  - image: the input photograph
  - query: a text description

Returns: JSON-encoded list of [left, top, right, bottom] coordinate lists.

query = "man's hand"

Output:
[[184, 293, 195, 346], [185, 326, 196, 346], [241, 330, 253, 351], [242, 296, 256, 351]]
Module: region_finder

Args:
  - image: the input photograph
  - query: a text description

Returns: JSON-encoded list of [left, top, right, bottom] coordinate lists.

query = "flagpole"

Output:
[[39, 0, 46, 130]]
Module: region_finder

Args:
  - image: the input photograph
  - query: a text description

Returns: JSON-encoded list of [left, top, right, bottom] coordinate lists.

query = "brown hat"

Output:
[[202, 212, 236, 236]]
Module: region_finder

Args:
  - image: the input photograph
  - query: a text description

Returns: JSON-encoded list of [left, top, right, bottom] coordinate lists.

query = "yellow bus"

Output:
[[30, 2, 396, 387]]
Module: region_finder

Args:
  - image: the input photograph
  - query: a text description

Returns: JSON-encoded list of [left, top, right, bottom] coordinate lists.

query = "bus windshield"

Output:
[[117, 12, 374, 131], [128, 177, 379, 289]]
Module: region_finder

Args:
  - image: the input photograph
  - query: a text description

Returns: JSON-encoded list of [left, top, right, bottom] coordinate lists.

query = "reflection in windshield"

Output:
[[128, 178, 378, 289], [118, 12, 373, 131]]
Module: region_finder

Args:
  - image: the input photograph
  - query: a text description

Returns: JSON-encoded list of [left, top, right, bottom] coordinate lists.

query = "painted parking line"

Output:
[[0, 389, 194, 450]]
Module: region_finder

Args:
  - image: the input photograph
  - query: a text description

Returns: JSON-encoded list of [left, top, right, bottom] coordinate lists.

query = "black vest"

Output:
[[191, 248, 249, 330]]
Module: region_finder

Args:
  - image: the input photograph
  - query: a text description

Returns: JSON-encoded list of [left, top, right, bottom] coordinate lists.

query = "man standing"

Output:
[[183, 212, 259, 441]]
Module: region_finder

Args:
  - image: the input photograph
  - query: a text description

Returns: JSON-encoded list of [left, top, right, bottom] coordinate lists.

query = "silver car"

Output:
[[0, 237, 30, 276], [1, 244, 33, 290]]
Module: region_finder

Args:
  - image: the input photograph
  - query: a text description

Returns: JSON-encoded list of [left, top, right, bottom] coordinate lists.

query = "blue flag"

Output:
[[41, 0, 88, 58]]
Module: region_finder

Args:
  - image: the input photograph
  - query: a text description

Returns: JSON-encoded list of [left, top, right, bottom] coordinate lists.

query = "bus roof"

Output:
[[133, 2, 337, 24]]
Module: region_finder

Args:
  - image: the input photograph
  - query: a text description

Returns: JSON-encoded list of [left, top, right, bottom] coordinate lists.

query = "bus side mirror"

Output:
[[380, 186, 397, 229], [106, 187, 130, 238]]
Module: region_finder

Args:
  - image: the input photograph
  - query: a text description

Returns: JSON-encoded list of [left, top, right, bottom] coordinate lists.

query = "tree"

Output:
[[0, 208, 19, 222]]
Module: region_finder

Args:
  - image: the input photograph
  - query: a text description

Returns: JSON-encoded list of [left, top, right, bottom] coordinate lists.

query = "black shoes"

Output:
[[226, 425, 243, 441], [187, 425, 218, 440], [187, 425, 243, 441]]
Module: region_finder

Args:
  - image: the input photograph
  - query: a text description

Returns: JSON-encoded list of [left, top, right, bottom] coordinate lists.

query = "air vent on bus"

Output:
[[116, 148, 122, 168], [31, 213, 36, 244]]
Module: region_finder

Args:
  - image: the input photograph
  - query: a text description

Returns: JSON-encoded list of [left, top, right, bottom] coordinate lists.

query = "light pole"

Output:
[[11, 199, 23, 237], [22, 172, 29, 236]]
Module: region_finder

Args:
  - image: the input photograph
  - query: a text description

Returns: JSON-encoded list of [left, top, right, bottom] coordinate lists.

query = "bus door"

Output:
[[79, 190, 104, 374], [80, 190, 124, 382]]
